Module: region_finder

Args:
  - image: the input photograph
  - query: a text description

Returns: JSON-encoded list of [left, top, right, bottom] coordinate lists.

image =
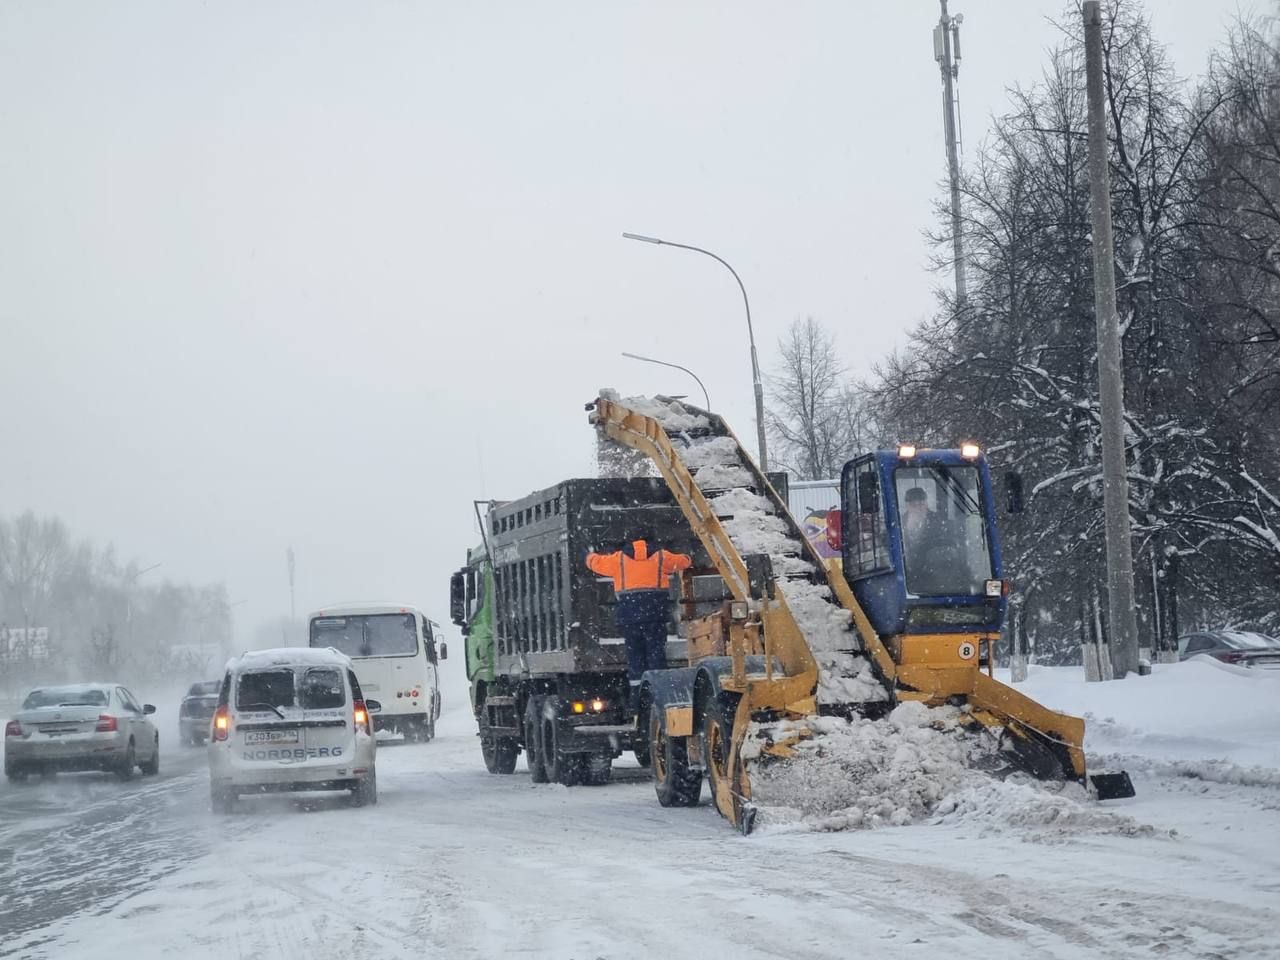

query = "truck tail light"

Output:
[[212, 706, 230, 741], [4, 720, 20, 737], [353, 700, 370, 734], [95, 715, 118, 733]]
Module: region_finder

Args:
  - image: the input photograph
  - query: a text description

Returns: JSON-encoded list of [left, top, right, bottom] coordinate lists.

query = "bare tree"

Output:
[[767, 317, 874, 479]]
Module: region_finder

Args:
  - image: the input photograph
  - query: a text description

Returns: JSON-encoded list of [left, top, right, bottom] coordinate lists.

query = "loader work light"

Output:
[[898, 444, 917, 459], [961, 443, 981, 459]]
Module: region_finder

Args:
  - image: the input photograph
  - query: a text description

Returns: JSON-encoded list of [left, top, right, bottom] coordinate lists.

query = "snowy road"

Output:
[[3, 670, 1280, 960]]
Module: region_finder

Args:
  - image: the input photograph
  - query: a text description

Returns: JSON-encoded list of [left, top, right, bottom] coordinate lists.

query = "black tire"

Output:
[[140, 737, 160, 776], [351, 768, 378, 807], [115, 740, 136, 781], [481, 736, 519, 774], [702, 691, 739, 814], [5, 765, 29, 783], [579, 755, 612, 786], [650, 710, 702, 807], [543, 706, 579, 786], [210, 786, 237, 815], [525, 699, 548, 783], [424, 713, 436, 743], [632, 703, 652, 769]]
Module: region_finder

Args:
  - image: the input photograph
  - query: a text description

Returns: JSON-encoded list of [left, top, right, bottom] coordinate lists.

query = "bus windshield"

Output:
[[894, 465, 994, 596], [310, 613, 418, 658]]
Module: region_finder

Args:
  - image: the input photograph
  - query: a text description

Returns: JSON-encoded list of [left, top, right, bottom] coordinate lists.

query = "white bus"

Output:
[[307, 602, 446, 741]]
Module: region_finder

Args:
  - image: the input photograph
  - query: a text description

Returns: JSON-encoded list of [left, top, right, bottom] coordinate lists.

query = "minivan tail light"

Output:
[[212, 705, 230, 741], [4, 720, 20, 737], [353, 700, 370, 735], [95, 715, 118, 733]]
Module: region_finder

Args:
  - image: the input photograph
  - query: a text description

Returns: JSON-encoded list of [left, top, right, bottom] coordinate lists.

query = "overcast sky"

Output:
[[0, 1, 1251, 647]]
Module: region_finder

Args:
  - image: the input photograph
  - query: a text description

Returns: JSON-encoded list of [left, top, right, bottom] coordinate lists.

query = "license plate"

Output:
[[244, 729, 299, 745]]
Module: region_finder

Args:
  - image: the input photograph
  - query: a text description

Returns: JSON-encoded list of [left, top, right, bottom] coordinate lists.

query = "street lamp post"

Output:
[[622, 232, 769, 470], [621, 351, 711, 411]]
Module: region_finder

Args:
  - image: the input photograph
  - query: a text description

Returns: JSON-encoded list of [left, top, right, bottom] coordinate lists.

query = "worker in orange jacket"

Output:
[[585, 536, 691, 690]]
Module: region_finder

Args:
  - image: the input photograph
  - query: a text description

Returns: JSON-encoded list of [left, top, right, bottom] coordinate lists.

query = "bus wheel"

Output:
[[482, 736, 518, 774]]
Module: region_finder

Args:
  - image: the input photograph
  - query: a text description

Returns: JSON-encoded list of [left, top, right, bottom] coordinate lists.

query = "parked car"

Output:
[[4, 683, 160, 782], [207, 647, 379, 813], [179, 680, 221, 746], [1178, 631, 1280, 669]]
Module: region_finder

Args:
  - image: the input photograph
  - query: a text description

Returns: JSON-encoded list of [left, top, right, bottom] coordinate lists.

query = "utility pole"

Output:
[[934, 0, 967, 308], [1083, 1, 1141, 678]]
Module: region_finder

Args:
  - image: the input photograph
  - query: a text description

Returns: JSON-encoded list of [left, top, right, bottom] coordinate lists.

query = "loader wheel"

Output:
[[481, 736, 518, 775], [702, 692, 739, 814], [650, 710, 701, 808], [524, 700, 548, 783]]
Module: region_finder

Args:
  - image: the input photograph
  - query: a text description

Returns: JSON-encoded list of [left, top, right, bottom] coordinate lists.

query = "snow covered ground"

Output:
[[2, 657, 1278, 959]]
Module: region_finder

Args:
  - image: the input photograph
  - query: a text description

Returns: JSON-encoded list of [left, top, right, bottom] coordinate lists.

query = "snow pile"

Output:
[[604, 390, 711, 431], [931, 780, 1159, 841], [745, 702, 993, 830], [745, 701, 1155, 839]]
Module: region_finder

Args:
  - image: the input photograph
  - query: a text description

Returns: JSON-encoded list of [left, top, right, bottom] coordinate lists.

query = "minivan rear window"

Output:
[[237, 670, 296, 710], [300, 668, 345, 709]]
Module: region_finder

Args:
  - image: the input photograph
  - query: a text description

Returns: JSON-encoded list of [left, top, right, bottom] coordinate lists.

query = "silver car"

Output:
[[4, 684, 160, 782]]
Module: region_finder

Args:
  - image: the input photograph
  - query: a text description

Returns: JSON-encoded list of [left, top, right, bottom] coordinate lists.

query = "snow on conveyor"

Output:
[[620, 394, 887, 707]]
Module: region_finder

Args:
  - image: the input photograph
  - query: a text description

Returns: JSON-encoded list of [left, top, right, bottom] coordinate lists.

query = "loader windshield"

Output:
[[895, 466, 993, 596]]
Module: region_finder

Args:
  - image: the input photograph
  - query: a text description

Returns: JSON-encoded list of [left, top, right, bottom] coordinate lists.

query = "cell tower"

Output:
[[934, 0, 966, 308]]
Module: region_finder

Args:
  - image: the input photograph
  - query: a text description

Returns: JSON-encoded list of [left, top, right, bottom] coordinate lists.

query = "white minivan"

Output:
[[207, 647, 379, 813]]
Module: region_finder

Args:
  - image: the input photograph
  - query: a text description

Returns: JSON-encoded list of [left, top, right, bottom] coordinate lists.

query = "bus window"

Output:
[[311, 614, 418, 658]]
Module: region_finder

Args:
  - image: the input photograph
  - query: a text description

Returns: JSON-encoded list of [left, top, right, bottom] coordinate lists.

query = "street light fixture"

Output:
[[621, 232, 769, 470], [621, 351, 711, 411]]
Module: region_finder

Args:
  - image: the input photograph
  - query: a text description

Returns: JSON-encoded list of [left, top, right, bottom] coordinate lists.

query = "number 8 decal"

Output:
[[958, 641, 976, 660]]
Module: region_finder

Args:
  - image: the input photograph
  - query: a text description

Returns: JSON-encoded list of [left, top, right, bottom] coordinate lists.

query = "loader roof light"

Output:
[[961, 443, 981, 459], [898, 444, 917, 459]]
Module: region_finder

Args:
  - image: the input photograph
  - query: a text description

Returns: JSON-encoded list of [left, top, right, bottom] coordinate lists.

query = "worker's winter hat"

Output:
[[905, 487, 928, 503]]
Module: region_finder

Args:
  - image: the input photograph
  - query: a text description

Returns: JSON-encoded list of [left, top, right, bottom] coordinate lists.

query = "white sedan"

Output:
[[4, 684, 160, 782]]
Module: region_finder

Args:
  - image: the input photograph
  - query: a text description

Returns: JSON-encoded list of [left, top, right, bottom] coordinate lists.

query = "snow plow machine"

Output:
[[591, 393, 1134, 834]]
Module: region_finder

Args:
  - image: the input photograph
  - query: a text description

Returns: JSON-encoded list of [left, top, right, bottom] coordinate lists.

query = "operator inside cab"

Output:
[[585, 533, 691, 706]]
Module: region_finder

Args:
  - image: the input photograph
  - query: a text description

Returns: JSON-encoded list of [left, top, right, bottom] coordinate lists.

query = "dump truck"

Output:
[[452, 394, 1132, 831], [450, 477, 712, 784]]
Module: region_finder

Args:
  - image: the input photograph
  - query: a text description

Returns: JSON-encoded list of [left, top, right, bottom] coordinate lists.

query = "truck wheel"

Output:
[[632, 703, 652, 768], [482, 736, 518, 774], [543, 709, 580, 786], [525, 700, 548, 783], [580, 755, 612, 786], [650, 711, 701, 807]]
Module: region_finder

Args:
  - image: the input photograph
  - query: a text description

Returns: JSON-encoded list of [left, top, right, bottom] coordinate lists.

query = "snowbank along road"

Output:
[[2, 659, 1279, 960]]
